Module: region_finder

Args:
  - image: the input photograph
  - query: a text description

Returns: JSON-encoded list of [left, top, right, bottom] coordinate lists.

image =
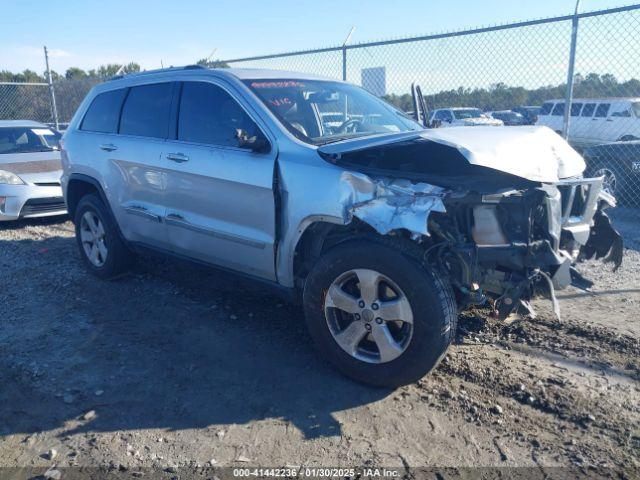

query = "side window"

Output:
[[178, 82, 260, 147], [434, 111, 444, 121], [119, 83, 173, 138], [80, 89, 127, 133], [539, 102, 554, 115], [611, 106, 631, 117], [443, 111, 453, 122], [551, 103, 565, 116], [581, 103, 596, 117], [595, 103, 610, 118], [570, 103, 583, 116]]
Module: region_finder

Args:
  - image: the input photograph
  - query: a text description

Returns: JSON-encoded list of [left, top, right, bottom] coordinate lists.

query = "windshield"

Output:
[[453, 109, 483, 120], [0, 126, 60, 154], [632, 102, 640, 118], [244, 79, 422, 145]]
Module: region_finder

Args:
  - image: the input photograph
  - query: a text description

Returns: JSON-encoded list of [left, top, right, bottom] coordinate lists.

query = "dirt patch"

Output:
[[0, 217, 638, 476]]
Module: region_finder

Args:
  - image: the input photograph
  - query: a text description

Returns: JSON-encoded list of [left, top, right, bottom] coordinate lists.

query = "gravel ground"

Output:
[[0, 216, 638, 477]]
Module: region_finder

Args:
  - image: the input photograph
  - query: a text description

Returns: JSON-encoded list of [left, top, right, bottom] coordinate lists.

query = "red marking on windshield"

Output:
[[251, 81, 305, 88], [269, 97, 292, 107]]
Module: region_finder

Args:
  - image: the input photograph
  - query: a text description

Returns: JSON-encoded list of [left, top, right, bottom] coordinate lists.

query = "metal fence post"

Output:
[[342, 46, 347, 81], [562, 0, 581, 139], [43, 46, 59, 130]]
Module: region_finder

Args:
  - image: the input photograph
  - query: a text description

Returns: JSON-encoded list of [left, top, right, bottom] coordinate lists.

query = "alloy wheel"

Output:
[[80, 211, 108, 267], [595, 167, 617, 196], [324, 268, 414, 364]]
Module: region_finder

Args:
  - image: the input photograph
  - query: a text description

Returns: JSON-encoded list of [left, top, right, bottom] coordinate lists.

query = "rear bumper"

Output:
[[0, 184, 66, 221]]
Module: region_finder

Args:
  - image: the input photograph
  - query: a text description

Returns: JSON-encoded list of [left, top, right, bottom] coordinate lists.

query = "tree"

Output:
[[65, 67, 87, 79], [196, 58, 230, 68]]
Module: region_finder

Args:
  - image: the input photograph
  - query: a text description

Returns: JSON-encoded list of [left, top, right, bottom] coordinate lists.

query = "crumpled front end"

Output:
[[428, 178, 622, 319], [334, 157, 622, 321]]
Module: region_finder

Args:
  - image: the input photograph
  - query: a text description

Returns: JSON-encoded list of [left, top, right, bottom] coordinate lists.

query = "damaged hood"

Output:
[[319, 126, 585, 183]]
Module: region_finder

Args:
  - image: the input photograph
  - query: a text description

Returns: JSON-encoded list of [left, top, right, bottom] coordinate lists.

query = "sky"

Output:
[[0, 0, 635, 74]]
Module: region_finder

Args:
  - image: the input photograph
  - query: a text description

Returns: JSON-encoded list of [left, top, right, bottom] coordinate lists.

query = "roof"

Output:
[[0, 120, 49, 128], [110, 66, 340, 83]]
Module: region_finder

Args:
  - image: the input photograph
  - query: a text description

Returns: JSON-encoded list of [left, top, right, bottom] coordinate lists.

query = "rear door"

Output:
[[590, 102, 611, 144], [109, 81, 175, 248], [574, 101, 596, 145], [567, 102, 583, 141], [162, 79, 277, 280]]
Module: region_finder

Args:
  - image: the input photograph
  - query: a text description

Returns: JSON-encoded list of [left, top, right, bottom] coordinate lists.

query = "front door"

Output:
[[163, 80, 277, 280]]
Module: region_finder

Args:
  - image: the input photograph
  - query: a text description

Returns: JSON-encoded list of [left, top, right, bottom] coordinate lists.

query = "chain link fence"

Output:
[[0, 82, 53, 125], [223, 5, 640, 235], [0, 5, 638, 234]]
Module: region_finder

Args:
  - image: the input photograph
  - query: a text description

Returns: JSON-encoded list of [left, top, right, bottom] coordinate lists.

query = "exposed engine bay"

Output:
[[319, 126, 623, 320]]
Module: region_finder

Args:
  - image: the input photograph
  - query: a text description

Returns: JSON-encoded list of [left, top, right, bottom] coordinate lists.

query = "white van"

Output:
[[536, 98, 640, 147]]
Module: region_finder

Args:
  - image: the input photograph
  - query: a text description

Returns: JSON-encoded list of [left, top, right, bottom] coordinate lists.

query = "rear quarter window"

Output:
[[119, 83, 174, 138], [80, 89, 128, 133]]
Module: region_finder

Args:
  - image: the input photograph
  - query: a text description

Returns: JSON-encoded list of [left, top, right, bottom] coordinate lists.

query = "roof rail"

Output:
[[108, 64, 207, 81]]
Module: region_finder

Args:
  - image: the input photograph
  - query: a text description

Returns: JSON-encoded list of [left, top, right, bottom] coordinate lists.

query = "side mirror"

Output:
[[236, 129, 270, 153]]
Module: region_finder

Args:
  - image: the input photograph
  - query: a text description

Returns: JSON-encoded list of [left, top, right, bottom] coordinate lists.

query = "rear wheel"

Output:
[[303, 238, 457, 387], [74, 194, 134, 279]]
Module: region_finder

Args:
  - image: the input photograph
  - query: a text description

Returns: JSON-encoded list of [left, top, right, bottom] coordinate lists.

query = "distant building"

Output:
[[361, 67, 386, 97]]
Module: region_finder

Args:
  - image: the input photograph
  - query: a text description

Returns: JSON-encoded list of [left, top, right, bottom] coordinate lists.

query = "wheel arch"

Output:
[[65, 174, 111, 219], [290, 217, 432, 291], [291, 218, 379, 289]]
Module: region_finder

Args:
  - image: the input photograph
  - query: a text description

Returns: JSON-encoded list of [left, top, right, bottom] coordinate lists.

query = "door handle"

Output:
[[166, 212, 185, 221], [166, 153, 189, 163], [100, 143, 118, 152]]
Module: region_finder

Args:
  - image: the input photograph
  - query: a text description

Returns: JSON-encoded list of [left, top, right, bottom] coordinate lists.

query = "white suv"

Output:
[[536, 98, 640, 147]]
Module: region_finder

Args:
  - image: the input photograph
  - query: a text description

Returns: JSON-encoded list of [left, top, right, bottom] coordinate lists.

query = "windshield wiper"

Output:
[[315, 133, 373, 146]]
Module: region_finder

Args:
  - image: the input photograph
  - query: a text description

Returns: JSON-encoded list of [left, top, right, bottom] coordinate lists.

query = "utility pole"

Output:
[[44, 46, 59, 130], [341, 26, 355, 81], [562, 0, 581, 140]]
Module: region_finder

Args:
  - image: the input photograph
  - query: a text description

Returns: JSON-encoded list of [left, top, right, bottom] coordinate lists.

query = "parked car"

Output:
[[429, 108, 503, 128], [512, 106, 541, 125], [61, 67, 621, 387], [488, 110, 527, 126], [0, 120, 66, 221], [583, 140, 640, 204], [536, 98, 640, 147]]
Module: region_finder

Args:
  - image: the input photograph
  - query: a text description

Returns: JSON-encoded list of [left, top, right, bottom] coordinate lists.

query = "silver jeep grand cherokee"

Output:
[[61, 66, 622, 387]]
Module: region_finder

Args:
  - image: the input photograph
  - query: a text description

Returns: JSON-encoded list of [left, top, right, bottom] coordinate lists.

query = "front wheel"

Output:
[[303, 238, 457, 387]]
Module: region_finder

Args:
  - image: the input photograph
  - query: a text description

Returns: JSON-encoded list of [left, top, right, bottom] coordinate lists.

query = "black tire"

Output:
[[303, 237, 457, 388], [587, 160, 630, 204], [74, 193, 134, 279]]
